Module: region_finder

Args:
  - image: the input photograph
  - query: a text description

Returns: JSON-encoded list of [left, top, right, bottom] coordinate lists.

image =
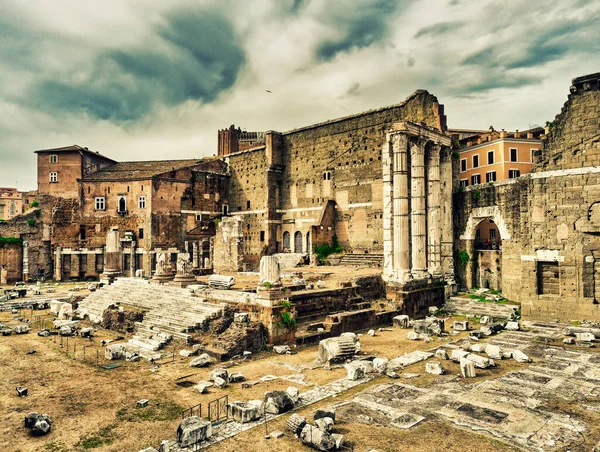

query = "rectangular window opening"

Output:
[[486, 171, 497, 182], [510, 148, 518, 162], [487, 151, 494, 165]]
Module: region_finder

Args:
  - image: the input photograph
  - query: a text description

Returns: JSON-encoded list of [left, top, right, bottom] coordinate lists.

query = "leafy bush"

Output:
[[451, 151, 460, 159], [263, 281, 271, 290], [30, 200, 39, 208], [0, 236, 23, 248], [27, 219, 36, 227], [280, 311, 296, 328], [458, 250, 470, 266], [472, 191, 481, 201], [314, 235, 344, 262]]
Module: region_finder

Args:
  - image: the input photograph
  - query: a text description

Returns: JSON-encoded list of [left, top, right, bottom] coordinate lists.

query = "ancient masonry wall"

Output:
[[454, 73, 600, 321], [213, 216, 245, 273]]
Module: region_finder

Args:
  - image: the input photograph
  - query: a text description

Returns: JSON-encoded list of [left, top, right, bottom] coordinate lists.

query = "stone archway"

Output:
[[459, 206, 510, 291], [294, 231, 303, 254]]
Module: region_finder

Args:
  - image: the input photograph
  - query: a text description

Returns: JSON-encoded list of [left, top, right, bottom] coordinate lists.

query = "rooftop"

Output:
[[34, 144, 116, 163], [81, 159, 203, 182]]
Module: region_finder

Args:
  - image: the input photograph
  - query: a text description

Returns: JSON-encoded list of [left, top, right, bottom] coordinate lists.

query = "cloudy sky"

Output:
[[1, 0, 599, 190]]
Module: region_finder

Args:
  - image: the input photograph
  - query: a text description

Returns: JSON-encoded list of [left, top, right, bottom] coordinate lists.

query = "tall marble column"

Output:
[[440, 149, 454, 281], [392, 133, 410, 282], [427, 144, 442, 276], [382, 136, 394, 281], [192, 241, 199, 268], [410, 141, 427, 278], [130, 242, 136, 277]]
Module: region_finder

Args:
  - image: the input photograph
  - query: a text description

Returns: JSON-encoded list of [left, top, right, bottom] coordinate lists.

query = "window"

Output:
[[486, 171, 496, 182], [117, 196, 127, 213], [475, 229, 481, 239], [531, 149, 537, 163], [49, 155, 58, 163], [472, 155, 479, 168], [260, 231, 265, 242], [471, 174, 481, 185], [195, 213, 202, 222], [138, 228, 144, 239], [509, 169, 521, 179], [460, 180, 468, 188], [138, 196, 146, 209], [510, 148, 518, 162], [490, 228, 496, 239], [49, 172, 58, 183], [247, 200, 251, 210], [460, 158, 467, 172], [95, 197, 105, 210], [487, 151, 494, 165], [79, 225, 86, 240], [222, 204, 229, 215]]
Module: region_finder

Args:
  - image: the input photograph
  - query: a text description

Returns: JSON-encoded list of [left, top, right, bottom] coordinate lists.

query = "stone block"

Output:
[[470, 343, 487, 353], [480, 316, 490, 325], [451, 349, 469, 362], [393, 315, 410, 328], [512, 350, 531, 363], [214, 377, 227, 388], [485, 344, 503, 360], [373, 357, 389, 372], [177, 417, 212, 447], [466, 353, 494, 368], [575, 332, 595, 342], [229, 372, 245, 383], [209, 368, 228, 382], [345, 363, 365, 381], [189, 353, 213, 368], [425, 361, 444, 375], [314, 408, 336, 423], [228, 400, 263, 423], [287, 413, 307, 435], [453, 320, 469, 331], [367, 329, 375, 336], [407, 331, 419, 340], [315, 417, 335, 432], [505, 321, 520, 331], [435, 349, 449, 360], [273, 345, 291, 354], [105, 344, 126, 360], [194, 381, 213, 394], [234, 312, 249, 323], [460, 358, 476, 378], [300, 424, 336, 451], [179, 349, 196, 357], [286, 386, 300, 403], [264, 390, 295, 414]]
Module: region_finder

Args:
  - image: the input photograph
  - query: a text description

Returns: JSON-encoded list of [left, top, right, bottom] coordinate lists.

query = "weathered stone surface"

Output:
[[315, 417, 335, 433], [105, 344, 126, 360], [413, 319, 442, 336], [318, 335, 359, 363], [273, 345, 291, 354], [58, 303, 73, 320], [393, 315, 410, 328], [470, 343, 487, 353], [234, 312, 249, 323], [451, 349, 469, 362], [286, 386, 300, 403], [373, 357, 389, 372], [505, 321, 520, 331], [264, 390, 295, 414], [189, 353, 213, 368], [453, 320, 469, 331], [214, 377, 227, 388], [177, 417, 212, 447], [287, 413, 307, 435], [575, 332, 595, 342], [368, 329, 375, 336], [209, 368, 228, 382], [16, 386, 28, 396], [24, 413, 52, 436], [407, 331, 419, 340], [14, 324, 29, 334], [228, 400, 263, 423], [300, 424, 336, 451], [229, 372, 245, 383], [137, 399, 149, 408], [563, 337, 576, 344], [314, 408, 336, 423], [485, 344, 503, 360], [460, 357, 476, 378], [466, 353, 494, 369], [425, 361, 444, 375], [194, 381, 213, 394], [59, 325, 73, 336], [435, 349, 449, 360], [512, 350, 531, 363], [345, 363, 365, 381], [80, 327, 93, 338], [480, 316, 490, 325]]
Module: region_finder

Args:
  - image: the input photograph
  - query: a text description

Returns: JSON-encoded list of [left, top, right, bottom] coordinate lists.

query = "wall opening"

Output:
[[538, 261, 559, 295]]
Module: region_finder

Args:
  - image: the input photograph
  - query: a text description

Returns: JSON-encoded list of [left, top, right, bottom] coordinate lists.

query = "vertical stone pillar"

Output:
[[440, 148, 454, 282], [382, 136, 394, 281], [427, 144, 442, 277], [71, 253, 80, 279], [192, 241, 199, 268], [102, 229, 122, 280], [410, 141, 427, 279], [22, 240, 29, 282], [55, 246, 63, 281], [392, 133, 410, 282], [130, 242, 136, 277]]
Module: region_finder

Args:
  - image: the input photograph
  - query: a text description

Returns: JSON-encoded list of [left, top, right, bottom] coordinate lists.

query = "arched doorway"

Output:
[[283, 231, 290, 251], [306, 231, 311, 255], [472, 218, 502, 290], [294, 231, 303, 253]]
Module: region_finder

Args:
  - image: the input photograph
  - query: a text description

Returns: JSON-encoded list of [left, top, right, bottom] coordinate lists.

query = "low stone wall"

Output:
[[386, 281, 446, 318]]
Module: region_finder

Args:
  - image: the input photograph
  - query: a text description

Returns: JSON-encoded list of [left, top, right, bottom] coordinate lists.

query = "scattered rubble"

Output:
[[24, 413, 52, 436], [177, 417, 212, 447]]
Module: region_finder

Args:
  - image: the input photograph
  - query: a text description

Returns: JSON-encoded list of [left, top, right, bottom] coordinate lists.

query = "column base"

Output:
[[150, 272, 175, 284], [169, 274, 197, 288]]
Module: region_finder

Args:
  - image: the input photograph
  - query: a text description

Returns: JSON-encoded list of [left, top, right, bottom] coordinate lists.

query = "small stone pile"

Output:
[[288, 408, 344, 451]]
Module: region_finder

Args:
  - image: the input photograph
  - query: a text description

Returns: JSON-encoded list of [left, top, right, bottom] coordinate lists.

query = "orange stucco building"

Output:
[[454, 127, 543, 188]]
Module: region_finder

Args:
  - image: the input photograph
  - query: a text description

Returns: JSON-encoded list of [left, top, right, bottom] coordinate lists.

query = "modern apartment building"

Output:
[[455, 127, 544, 188]]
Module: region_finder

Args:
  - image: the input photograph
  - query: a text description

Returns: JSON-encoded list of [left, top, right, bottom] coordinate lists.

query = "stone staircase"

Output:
[[339, 254, 383, 267], [77, 278, 226, 353]]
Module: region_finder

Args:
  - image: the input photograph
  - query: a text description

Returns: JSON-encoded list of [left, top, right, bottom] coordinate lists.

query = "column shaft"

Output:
[[427, 144, 442, 276], [382, 136, 394, 281], [440, 149, 455, 281], [392, 133, 410, 282], [411, 141, 427, 278]]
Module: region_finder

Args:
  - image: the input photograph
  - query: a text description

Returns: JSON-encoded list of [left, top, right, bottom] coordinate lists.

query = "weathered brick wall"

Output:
[[213, 216, 245, 273], [0, 243, 22, 282]]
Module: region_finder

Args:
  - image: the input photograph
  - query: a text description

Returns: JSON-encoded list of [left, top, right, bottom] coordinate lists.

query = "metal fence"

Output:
[[207, 395, 228, 425]]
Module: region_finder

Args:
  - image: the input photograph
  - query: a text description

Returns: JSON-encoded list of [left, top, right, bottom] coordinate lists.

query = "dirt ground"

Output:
[[0, 302, 536, 452]]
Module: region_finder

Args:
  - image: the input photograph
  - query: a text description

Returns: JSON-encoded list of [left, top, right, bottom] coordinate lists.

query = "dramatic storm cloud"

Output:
[[0, 0, 599, 189]]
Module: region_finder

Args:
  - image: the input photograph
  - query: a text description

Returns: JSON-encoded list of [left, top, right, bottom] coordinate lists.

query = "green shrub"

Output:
[[0, 236, 23, 248], [280, 311, 296, 328], [457, 185, 464, 193], [472, 191, 481, 201], [451, 151, 460, 159], [27, 219, 36, 227], [263, 281, 272, 290], [30, 200, 39, 208], [458, 250, 470, 266], [314, 235, 344, 262]]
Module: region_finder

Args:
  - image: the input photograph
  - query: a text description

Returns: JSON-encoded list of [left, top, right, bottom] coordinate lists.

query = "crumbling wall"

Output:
[[213, 216, 245, 273], [101, 306, 145, 333], [454, 73, 600, 321]]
